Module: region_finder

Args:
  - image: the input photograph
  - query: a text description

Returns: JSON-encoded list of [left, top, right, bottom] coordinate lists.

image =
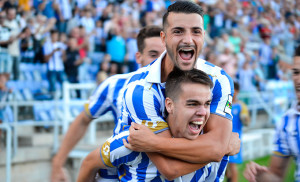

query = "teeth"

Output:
[[191, 121, 203, 125], [181, 48, 193, 51]]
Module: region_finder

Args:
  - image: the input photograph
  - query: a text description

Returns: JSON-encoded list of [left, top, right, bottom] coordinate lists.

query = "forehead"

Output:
[[179, 82, 211, 98], [294, 57, 300, 69], [166, 12, 203, 29], [144, 37, 163, 50]]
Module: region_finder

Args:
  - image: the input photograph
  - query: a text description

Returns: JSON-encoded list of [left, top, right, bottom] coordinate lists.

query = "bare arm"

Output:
[[243, 156, 290, 182], [51, 111, 92, 182], [126, 114, 234, 163], [77, 147, 108, 182]]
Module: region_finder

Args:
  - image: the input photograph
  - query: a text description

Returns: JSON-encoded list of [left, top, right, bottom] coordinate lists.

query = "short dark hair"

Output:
[[165, 67, 213, 101], [50, 29, 59, 35], [162, 0, 204, 30], [234, 82, 240, 91], [295, 45, 300, 57], [137, 26, 162, 53]]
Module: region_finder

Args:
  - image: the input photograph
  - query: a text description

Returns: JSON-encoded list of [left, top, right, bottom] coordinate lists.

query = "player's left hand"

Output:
[[123, 122, 158, 152]]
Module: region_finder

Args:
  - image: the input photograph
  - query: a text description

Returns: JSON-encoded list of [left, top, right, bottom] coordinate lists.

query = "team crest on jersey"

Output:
[[224, 95, 233, 114]]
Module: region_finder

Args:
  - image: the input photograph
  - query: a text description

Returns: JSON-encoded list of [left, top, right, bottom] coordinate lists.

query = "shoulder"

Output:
[[196, 58, 234, 93], [196, 58, 233, 83]]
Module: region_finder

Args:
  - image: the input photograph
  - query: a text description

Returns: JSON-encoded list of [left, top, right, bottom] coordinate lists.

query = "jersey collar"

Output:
[[146, 51, 167, 84]]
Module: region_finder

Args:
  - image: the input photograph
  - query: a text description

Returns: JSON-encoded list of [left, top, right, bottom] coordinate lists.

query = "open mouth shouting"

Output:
[[188, 120, 203, 135], [178, 46, 196, 66]]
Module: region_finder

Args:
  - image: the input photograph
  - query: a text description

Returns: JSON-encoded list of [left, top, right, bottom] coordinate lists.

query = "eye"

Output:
[[205, 102, 211, 107], [173, 29, 182, 34], [150, 53, 158, 58], [193, 29, 202, 34], [187, 103, 197, 106]]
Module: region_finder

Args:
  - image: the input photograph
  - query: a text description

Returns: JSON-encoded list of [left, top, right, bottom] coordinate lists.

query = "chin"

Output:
[[186, 135, 199, 140]]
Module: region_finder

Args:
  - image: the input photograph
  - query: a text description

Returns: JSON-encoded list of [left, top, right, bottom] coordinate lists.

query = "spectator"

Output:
[[63, 37, 83, 98], [43, 29, 67, 96], [229, 28, 242, 54], [4, 7, 21, 80], [106, 27, 126, 74], [0, 10, 14, 81], [218, 45, 237, 79], [125, 29, 138, 72], [20, 26, 35, 63], [55, 0, 72, 33], [268, 46, 280, 80], [96, 54, 110, 85], [94, 19, 106, 53], [258, 36, 272, 80]]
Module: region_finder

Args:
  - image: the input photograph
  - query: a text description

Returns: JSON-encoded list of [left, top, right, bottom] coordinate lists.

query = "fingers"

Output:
[[244, 163, 256, 182], [131, 122, 141, 130], [244, 161, 268, 182], [123, 138, 133, 150]]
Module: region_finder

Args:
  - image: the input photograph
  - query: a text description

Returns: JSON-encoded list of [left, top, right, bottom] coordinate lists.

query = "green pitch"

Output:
[[224, 155, 296, 182]]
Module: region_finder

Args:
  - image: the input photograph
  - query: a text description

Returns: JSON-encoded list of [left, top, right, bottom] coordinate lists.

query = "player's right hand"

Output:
[[226, 132, 241, 156], [243, 161, 268, 182], [51, 164, 70, 182], [123, 122, 157, 152]]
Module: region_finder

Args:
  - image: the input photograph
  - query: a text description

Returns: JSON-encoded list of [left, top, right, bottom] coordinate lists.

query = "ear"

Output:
[[160, 31, 166, 46], [135, 52, 142, 64], [165, 97, 174, 115]]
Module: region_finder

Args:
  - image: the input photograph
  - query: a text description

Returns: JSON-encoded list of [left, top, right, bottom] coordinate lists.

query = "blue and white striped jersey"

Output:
[[101, 127, 228, 182], [115, 51, 234, 134], [273, 103, 300, 181], [84, 73, 134, 125], [112, 51, 234, 180]]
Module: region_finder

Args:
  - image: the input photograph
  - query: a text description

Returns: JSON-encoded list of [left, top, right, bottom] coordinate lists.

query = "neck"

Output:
[[161, 54, 174, 83]]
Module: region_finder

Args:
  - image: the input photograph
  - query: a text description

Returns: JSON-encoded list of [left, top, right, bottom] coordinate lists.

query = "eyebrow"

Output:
[[186, 99, 212, 103], [171, 26, 203, 32], [149, 50, 159, 54]]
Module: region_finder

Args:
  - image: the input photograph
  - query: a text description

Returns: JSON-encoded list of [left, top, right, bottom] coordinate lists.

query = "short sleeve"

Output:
[[84, 78, 112, 118], [100, 131, 140, 168], [210, 70, 234, 120], [123, 83, 169, 134]]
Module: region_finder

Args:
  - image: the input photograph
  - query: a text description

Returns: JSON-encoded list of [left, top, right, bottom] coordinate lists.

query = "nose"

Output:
[[182, 31, 193, 45], [196, 106, 206, 116]]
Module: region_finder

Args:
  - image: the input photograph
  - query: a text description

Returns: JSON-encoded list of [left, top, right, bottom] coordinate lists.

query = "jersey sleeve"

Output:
[[210, 70, 234, 120], [84, 77, 113, 118], [122, 83, 169, 134], [100, 131, 140, 168], [273, 116, 290, 157]]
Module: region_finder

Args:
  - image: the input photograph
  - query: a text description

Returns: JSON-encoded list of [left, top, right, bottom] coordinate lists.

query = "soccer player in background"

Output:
[[243, 46, 300, 181], [118, 1, 240, 180], [226, 82, 250, 182], [51, 25, 165, 182], [77, 68, 216, 181]]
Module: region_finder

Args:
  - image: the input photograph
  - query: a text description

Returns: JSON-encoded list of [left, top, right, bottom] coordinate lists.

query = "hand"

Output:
[[226, 132, 241, 156], [51, 162, 70, 182], [243, 161, 268, 182], [55, 47, 61, 52], [123, 122, 158, 152]]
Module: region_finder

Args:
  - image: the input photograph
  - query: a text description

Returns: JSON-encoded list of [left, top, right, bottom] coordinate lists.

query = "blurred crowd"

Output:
[[0, 0, 299, 98]]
